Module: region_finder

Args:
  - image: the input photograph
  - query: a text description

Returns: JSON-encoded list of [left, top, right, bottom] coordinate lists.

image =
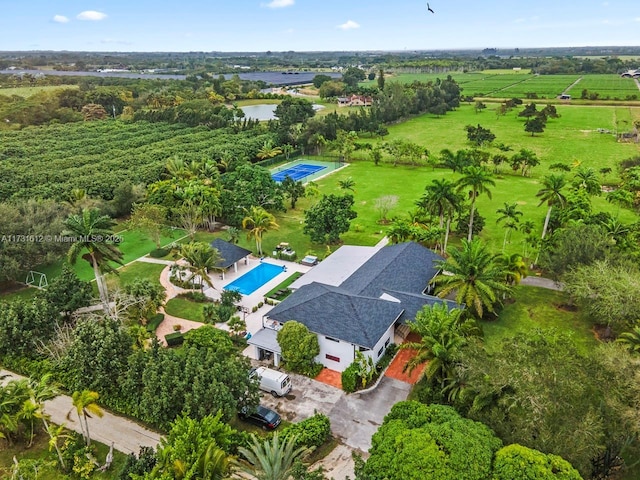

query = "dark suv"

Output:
[[239, 405, 281, 430]]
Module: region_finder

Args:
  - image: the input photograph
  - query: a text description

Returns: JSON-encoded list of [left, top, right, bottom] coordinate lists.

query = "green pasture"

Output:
[[492, 74, 580, 98], [0, 84, 79, 98], [568, 74, 640, 99], [361, 72, 638, 101], [35, 228, 186, 283]]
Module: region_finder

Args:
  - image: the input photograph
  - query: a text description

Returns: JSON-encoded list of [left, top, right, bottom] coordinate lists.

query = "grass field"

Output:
[[568, 74, 640, 99], [35, 228, 186, 283], [0, 85, 79, 97], [164, 296, 206, 322], [483, 286, 597, 353], [360, 71, 639, 101]]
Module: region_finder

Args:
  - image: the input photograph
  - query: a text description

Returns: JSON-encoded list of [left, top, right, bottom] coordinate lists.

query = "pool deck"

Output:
[[155, 255, 314, 345]]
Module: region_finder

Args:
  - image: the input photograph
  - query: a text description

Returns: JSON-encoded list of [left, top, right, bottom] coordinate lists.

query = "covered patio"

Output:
[[210, 239, 252, 280], [247, 328, 283, 367]]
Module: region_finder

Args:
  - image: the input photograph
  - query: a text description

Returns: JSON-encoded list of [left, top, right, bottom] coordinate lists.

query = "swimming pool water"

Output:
[[224, 262, 284, 295]]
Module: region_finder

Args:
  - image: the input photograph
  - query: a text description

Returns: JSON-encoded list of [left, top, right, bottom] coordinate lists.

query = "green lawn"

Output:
[[35, 228, 186, 283], [107, 261, 166, 289], [483, 285, 598, 354], [164, 296, 206, 322], [0, 285, 39, 302]]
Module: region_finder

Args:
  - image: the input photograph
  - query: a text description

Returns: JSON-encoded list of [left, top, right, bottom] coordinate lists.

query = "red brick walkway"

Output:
[[384, 333, 426, 384], [315, 367, 342, 389]]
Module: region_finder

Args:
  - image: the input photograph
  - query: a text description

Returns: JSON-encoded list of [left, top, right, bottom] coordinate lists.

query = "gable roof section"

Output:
[[340, 242, 444, 298], [381, 289, 460, 324], [267, 282, 404, 349], [210, 238, 252, 269]]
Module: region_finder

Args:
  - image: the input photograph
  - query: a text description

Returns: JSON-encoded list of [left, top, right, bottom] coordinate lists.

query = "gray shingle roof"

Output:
[[380, 290, 460, 324], [340, 242, 444, 297], [267, 282, 404, 349], [210, 239, 252, 269]]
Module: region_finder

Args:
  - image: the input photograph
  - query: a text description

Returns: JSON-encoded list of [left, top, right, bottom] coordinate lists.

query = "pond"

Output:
[[240, 103, 325, 121]]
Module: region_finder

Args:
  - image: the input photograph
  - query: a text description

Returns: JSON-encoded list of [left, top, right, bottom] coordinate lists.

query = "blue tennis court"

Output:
[[272, 163, 326, 182]]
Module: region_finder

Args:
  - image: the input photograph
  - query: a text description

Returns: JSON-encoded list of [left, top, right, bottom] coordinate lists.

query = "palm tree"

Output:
[[536, 174, 567, 241], [69, 390, 104, 447], [242, 206, 279, 256], [495, 202, 523, 251], [617, 326, 640, 353], [431, 239, 512, 319], [63, 208, 124, 313], [456, 166, 496, 242], [26, 374, 60, 448], [497, 253, 528, 287], [572, 166, 601, 196], [401, 304, 476, 387], [338, 177, 356, 192], [179, 242, 222, 290], [237, 433, 312, 480], [257, 140, 283, 160], [418, 179, 462, 253], [197, 441, 232, 480]]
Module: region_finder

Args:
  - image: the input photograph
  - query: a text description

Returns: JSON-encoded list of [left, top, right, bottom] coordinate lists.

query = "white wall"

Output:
[[364, 323, 395, 365], [315, 335, 356, 372], [313, 322, 396, 372]]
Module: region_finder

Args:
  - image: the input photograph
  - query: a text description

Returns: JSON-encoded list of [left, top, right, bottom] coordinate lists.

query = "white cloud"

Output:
[[53, 15, 69, 23], [264, 0, 294, 8], [77, 11, 108, 21], [337, 20, 360, 30]]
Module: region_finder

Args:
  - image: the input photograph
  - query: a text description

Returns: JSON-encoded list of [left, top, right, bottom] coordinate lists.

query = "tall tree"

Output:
[[179, 242, 222, 290], [495, 202, 523, 251], [63, 208, 124, 313], [535, 174, 567, 241], [418, 179, 462, 253], [242, 206, 279, 256], [401, 304, 476, 387], [431, 239, 511, 319], [456, 166, 496, 242], [70, 390, 104, 447], [303, 194, 357, 244]]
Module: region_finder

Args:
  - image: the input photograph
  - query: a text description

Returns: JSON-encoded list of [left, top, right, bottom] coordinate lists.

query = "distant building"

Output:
[[337, 94, 373, 107], [620, 69, 640, 78]]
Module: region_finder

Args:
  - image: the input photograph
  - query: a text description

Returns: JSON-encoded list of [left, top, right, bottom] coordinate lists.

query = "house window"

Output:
[[326, 354, 340, 362], [377, 346, 384, 358], [385, 338, 390, 347], [325, 336, 340, 343], [358, 346, 370, 352]]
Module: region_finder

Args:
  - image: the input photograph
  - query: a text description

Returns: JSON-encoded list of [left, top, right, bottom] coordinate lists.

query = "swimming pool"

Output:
[[224, 262, 284, 295]]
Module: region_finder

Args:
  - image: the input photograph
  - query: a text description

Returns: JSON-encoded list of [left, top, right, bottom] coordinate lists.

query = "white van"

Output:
[[251, 366, 292, 397]]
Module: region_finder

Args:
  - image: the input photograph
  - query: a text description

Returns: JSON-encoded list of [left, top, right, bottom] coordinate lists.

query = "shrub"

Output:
[[149, 247, 171, 258], [165, 332, 184, 347], [252, 306, 258, 313], [258, 301, 264, 308], [341, 363, 360, 393], [281, 413, 331, 450], [146, 313, 165, 333], [180, 291, 210, 303]]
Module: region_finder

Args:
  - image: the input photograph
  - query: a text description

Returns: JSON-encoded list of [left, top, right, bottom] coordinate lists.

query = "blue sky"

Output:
[[1, 0, 639, 52]]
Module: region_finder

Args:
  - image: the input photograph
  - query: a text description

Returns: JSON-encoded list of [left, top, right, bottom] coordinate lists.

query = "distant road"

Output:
[[0, 69, 341, 86]]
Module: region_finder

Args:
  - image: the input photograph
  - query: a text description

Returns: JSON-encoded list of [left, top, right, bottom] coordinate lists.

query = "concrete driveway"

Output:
[[261, 373, 412, 452]]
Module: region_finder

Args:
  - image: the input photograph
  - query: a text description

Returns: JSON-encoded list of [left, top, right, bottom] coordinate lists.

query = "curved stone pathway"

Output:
[[520, 276, 563, 291]]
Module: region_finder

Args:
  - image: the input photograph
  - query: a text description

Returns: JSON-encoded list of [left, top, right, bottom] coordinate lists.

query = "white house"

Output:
[[248, 242, 457, 372]]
